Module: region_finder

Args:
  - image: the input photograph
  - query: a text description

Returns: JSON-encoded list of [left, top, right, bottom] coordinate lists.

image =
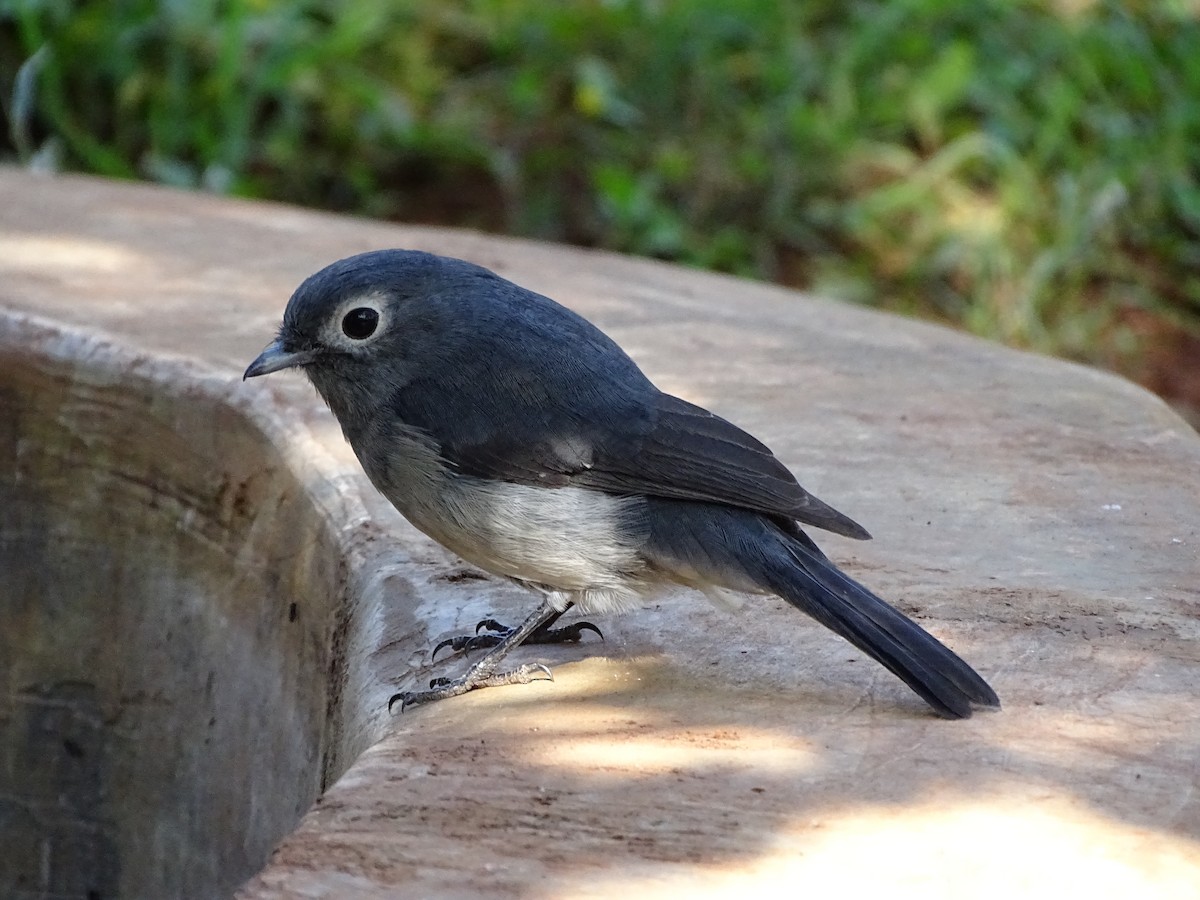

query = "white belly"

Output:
[[357, 424, 652, 614], [419, 478, 647, 590]]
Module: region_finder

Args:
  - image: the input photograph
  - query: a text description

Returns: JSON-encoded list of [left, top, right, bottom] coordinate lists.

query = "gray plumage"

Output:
[[245, 249, 1000, 718]]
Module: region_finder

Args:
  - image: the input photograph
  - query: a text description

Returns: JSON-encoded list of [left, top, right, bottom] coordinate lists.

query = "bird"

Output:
[[244, 249, 1000, 718]]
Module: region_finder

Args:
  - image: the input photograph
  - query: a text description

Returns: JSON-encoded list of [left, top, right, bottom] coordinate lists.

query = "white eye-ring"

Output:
[[321, 293, 388, 349]]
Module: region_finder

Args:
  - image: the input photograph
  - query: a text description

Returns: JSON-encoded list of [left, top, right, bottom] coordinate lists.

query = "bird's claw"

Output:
[[473, 615, 604, 645], [432, 617, 603, 662], [388, 663, 554, 713], [431, 631, 504, 660], [432, 635, 470, 660], [564, 621, 604, 642]]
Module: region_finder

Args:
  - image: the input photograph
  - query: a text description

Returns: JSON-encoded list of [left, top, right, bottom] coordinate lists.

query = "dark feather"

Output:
[[574, 394, 871, 539], [643, 497, 998, 718], [768, 536, 1000, 718], [382, 276, 869, 540]]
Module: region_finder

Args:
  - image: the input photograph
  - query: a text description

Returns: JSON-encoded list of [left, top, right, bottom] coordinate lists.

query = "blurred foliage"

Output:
[[2, 0, 1199, 383]]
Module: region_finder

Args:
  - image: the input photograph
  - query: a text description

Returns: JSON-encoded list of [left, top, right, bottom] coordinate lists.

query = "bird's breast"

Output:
[[357, 424, 649, 596]]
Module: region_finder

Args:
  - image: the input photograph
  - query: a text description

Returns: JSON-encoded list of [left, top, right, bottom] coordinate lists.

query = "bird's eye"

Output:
[[342, 307, 379, 340]]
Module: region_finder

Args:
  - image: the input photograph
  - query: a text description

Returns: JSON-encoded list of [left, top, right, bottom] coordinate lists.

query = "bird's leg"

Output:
[[431, 600, 603, 660], [390, 598, 566, 712]]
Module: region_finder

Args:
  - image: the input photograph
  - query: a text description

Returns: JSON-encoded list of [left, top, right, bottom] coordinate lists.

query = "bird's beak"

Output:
[[243, 339, 320, 380]]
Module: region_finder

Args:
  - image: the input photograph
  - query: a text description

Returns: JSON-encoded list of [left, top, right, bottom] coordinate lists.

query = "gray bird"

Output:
[[245, 249, 999, 718]]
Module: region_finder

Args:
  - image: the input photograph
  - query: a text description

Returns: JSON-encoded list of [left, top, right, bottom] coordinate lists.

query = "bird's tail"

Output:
[[643, 498, 999, 718], [759, 533, 1000, 718]]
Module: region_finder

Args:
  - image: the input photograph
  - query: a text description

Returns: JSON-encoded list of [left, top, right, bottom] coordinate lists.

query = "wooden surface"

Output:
[[0, 168, 1197, 899]]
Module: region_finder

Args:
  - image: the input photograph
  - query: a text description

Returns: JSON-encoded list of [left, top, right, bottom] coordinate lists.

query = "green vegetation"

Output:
[[3, 1, 1198, 398]]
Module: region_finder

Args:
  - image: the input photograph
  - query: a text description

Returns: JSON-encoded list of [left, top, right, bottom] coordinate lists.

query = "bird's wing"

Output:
[[572, 392, 870, 539], [391, 361, 870, 539]]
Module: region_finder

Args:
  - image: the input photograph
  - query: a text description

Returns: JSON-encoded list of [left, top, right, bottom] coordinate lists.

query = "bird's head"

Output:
[[244, 248, 496, 434], [246, 249, 449, 378]]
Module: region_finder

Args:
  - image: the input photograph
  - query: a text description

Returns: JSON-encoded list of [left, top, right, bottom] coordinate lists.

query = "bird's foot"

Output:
[[431, 616, 603, 660], [388, 662, 554, 713]]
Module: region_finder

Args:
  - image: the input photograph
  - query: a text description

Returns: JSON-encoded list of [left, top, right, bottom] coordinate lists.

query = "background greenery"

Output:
[[3, 0, 1198, 416]]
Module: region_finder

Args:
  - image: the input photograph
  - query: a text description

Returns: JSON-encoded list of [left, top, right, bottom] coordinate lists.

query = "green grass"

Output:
[[3, 0, 1198, 387]]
